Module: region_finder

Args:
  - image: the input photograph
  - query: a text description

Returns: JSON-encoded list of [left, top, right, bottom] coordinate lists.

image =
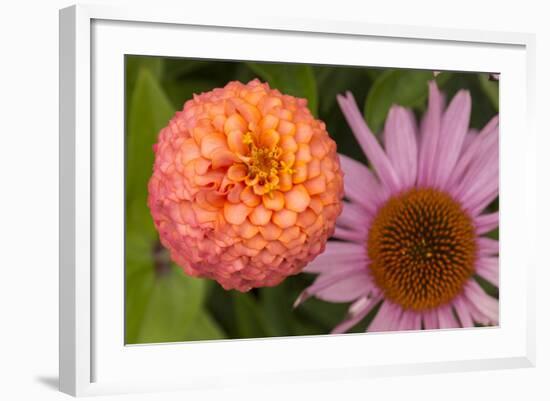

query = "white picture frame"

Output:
[[59, 3, 536, 397]]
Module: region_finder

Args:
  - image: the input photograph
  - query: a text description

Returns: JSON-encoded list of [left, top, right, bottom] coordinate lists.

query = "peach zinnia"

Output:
[[148, 79, 343, 291]]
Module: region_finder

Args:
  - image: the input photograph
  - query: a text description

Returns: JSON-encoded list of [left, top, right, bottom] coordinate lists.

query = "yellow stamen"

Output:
[[243, 132, 254, 146], [280, 160, 295, 175], [239, 132, 286, 195]]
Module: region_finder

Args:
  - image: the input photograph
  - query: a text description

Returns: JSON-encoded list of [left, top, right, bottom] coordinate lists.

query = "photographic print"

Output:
[[125, 56, 499, 344]]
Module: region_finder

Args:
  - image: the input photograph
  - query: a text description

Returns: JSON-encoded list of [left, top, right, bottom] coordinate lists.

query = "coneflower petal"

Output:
[[337, 93, 401, 193], [384, 105, 418, 188], [417, 81, 444, 187], [475, 212, 499, 235], [432, 90, 471, 188], [338, 153, 386, 215]]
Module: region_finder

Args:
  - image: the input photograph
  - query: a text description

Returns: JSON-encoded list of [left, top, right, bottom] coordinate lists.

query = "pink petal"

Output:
[[462, 129, 479, 152], [475, 212, 499, 235], [450, 121, 498, 215], [303, 257, 367, 275], [469, 185, 499, 217], [303, 242, 367, 273], [333, 226, 367, 243], [448, 118, 498, 211], [337, 202, 371, 236], [384, 106, 418, 189], [337, 92, 401, 193], [453, 295, 474, 327], [296, 269, 372, 305], [481, 115, 499, 135], [461, 154, 498, 216], [463, 280, 499, 324], [417, 81, 444, 187], [338, 153, 386, 216], [476, 257, 499, 286], [477, 237, 499, 257], [432, 90, 471, 188], [465, 306, 491, 325], [332, 295, 382, 334], [368, 301, 402, 332], [311, 270, 373, 303], [436, 304, 460, 329], [316, 240, 366, 258], [448, 116, 498, 188], [422, 309, 439, 330], [396, 310, 422, 331]]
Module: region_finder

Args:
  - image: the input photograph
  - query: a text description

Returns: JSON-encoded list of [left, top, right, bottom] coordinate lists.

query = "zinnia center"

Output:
[[367, 188, 476, 311], [248, 146, 280, 182], [242, 132, 288, 195]]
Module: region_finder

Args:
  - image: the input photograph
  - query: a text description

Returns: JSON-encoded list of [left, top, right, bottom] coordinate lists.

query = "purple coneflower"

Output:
[[295, 81, 499, 333]]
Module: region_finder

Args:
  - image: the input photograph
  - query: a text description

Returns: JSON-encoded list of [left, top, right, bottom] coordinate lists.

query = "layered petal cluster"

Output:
[[296, 81, 499, 332], [148, 79, 343, 291]]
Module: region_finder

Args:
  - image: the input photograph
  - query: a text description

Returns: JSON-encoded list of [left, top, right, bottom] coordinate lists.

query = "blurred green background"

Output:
[[125, 55, 499, 344]]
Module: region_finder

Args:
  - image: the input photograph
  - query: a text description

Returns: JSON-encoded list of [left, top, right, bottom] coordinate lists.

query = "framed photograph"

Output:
[[59, 3, 536, 397]]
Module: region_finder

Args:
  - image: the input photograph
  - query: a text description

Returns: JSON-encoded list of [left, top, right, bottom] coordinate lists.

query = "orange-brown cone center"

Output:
[[367, 188, 476, 311]]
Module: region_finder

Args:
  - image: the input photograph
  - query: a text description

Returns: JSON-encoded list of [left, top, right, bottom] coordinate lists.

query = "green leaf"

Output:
[[487, 227, 499, 240], [162, 79, 217, 111], [125, 268, 155, 343], [161, 59, 208, 81], [183, 312, 226, 341], [127, 68, 175, 209], [314, 66, 373, 117], [297, 296, 353, 331], [364, 70, 434, 133], [126, 56, 163, 83], [125, 67, 176, 287], [364, 68, 385, 81], [259, 277, 329, 337], [233, 292, 272, 338], [478, 73, 499, 111], [131, 265, 208, 344], [246, 62, 318, 116], [125, 56, 164, 108], [259, 285, 293, 336]]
